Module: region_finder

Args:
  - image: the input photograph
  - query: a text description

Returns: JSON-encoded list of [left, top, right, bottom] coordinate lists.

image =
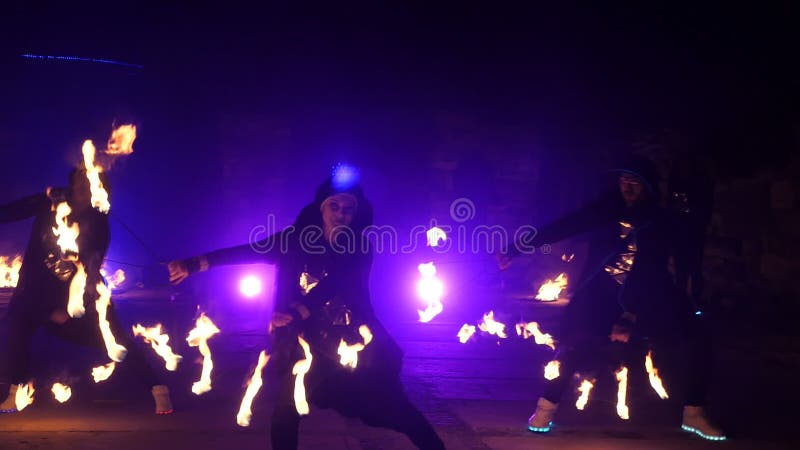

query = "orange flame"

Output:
[[132, 323, 183, 371], [645, 351, 669, 399], [106, 124, 137, 155], [544, 360, 560, 380], [52, 202, 80, 257], [535, 273, 568, 301], [417, 262, 444, 323], [15, 382, 34, 411], [575, 378, 594, 410], [337, 325, 373, 369], [457, 324, 476, 344], [92, 362, 116, 383], [82, 140, 111, 213], [186, 313, 221, 395], [237, 350, 270, 427], [615, 366, 630, 420], [561, 253, 575, 263], [95, 282, 127, 362], [515, 321, 555, 349], [478, 311, 507, 338], [0, 255, 22, 288], [51, 383, 72, 403], [67, 261, 87, 318], [102, 268, 126, 290], [299, 272, 319, 295], [292, 336, 313, 415]]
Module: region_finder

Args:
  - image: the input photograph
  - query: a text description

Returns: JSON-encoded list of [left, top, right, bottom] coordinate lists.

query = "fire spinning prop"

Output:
[[544, 360, 560, 380], [92, 362, 117, 383], [417, 262, 444, 323], [337, 325, 373, 369], [615, 366, 630, 420], [51, 383, 72, 403], [0, 255, 22, 288], [132, 324, 182, 371], [426, 226, 447, 247], [237, 351, 270, 427], [645, 351, 669, 399], [575, 378, 594, 410], [457, 324, 477, 344], [478, 311, 507, 338], [515, 321, 556, 349], [95, 282, 127, 362], [186, 313, 221, 395], [15, 382, 35, 411], [292, 336, 313, 415], [535, 273, 568, 301]]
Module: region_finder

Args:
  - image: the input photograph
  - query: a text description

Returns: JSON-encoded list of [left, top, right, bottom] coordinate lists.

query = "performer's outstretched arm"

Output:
[[0, 193, 47, 224]]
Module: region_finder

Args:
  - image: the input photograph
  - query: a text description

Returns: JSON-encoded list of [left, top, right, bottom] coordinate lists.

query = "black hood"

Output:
[[292, 176, 374, 234], [610, 154, 661, 195]]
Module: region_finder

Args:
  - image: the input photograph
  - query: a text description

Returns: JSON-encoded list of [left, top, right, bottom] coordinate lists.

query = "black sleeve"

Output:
[[509, 192, 617, 256], [204, 230, 285, 268], [0, 193, 48, 224]]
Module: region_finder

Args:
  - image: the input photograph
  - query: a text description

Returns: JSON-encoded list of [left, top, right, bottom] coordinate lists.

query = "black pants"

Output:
[[543, 275, 712, 407], [269, 344, 444, 450], [1, 297, 159, 388]]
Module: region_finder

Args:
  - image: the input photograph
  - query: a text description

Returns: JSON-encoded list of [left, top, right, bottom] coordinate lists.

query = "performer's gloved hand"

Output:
[[167, 255, 209, 284], [610, 312, 637, 343]]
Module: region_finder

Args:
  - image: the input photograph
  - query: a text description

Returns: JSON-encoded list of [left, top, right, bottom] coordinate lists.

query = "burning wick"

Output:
[[457, 324, 476, 344], [645, 351, 669, 399], [426, 227, 447, 247], [515, 321, 556, 349], [417, 262, 444, 323], [237, 350, 270, 427], [0, 255, 22, 288], [292, 336, 313, 415], [95, 282, 127, 362], [535, 273, 568, 301], [92, 362, 116, 383], [615, 366, 630, 420], [67, 261, 87, 318], [106, 124, 137, 155], [15, 382, 35, 411], [478, 311, 507, 338], [544, 360, 560, 380], [187, 313, 221, 395], [575, 378, 594, 410], [82, 140, 111, 213], [51, 383, 72, 403], [132, 323, 183, 371], [337, 325, 373, 369]]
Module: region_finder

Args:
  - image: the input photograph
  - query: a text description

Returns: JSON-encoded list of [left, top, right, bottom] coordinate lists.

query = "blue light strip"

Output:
[[20, 54, 144, 70]]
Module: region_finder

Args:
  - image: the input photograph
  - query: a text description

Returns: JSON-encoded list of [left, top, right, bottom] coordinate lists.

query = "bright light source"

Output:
[[239, 275, 263, 298]]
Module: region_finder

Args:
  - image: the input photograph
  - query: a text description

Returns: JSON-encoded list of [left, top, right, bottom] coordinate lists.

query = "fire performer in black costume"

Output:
[[0, 168, 173, 414], [168, 166, 445, 450], [498, 155, 726, 441]]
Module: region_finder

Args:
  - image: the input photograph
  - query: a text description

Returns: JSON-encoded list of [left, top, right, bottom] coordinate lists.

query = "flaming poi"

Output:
[[478, 311, 507, 338], [106, 124, 137, 155], [51, 383, 72, 403], [457, 324, 477, 344], [515, 321, 555, 349], [417, 262, 444, 323], [426, 226, 447, 247], [575, 378, 594, 410], [237, 350, 270, 427], [292, 336, 313, 415], [535, 273, 568, 301], [615, 366, 630, 420], [337, 325, 373, 369], [186, 313, 221, 395], [81, 140, 111, 214], [92, 362, 116, 383], [645, 351, 669, 399], [95, 282, 127, 362], [0, 255, 22, 288], [67, 261, 87, 318], [544, 360, 560, 380], [15, 382, 35, 411], [52, 201, 79, 257], [132, 323, 183, 371]]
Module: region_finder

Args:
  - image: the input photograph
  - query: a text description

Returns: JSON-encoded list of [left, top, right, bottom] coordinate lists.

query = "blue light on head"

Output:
[[331, 163, 359, 191]]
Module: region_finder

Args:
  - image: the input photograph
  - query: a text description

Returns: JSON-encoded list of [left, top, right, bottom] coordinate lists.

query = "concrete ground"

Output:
[[0, 286, 798, 449]]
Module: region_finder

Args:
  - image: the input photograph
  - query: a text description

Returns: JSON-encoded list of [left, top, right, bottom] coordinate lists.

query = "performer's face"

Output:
[[619, 174, 646, 206], [321, 194, 358, 240]]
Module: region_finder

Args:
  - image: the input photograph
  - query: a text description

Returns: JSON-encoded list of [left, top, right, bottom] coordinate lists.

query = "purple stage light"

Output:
[[239, 275, 263, 298]]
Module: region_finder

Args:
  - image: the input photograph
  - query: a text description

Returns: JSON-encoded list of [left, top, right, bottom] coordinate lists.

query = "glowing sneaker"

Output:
[[0, 385, 18, 413], [528, 397, 558, 433], [682, 406, 727, 441]]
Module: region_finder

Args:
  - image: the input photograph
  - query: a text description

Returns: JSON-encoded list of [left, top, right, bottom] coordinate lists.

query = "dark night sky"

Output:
[[1, 2, 797, 298]]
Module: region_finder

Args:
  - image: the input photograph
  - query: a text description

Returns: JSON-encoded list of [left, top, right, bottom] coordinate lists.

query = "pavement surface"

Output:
[[0, 286, 798, 450]]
